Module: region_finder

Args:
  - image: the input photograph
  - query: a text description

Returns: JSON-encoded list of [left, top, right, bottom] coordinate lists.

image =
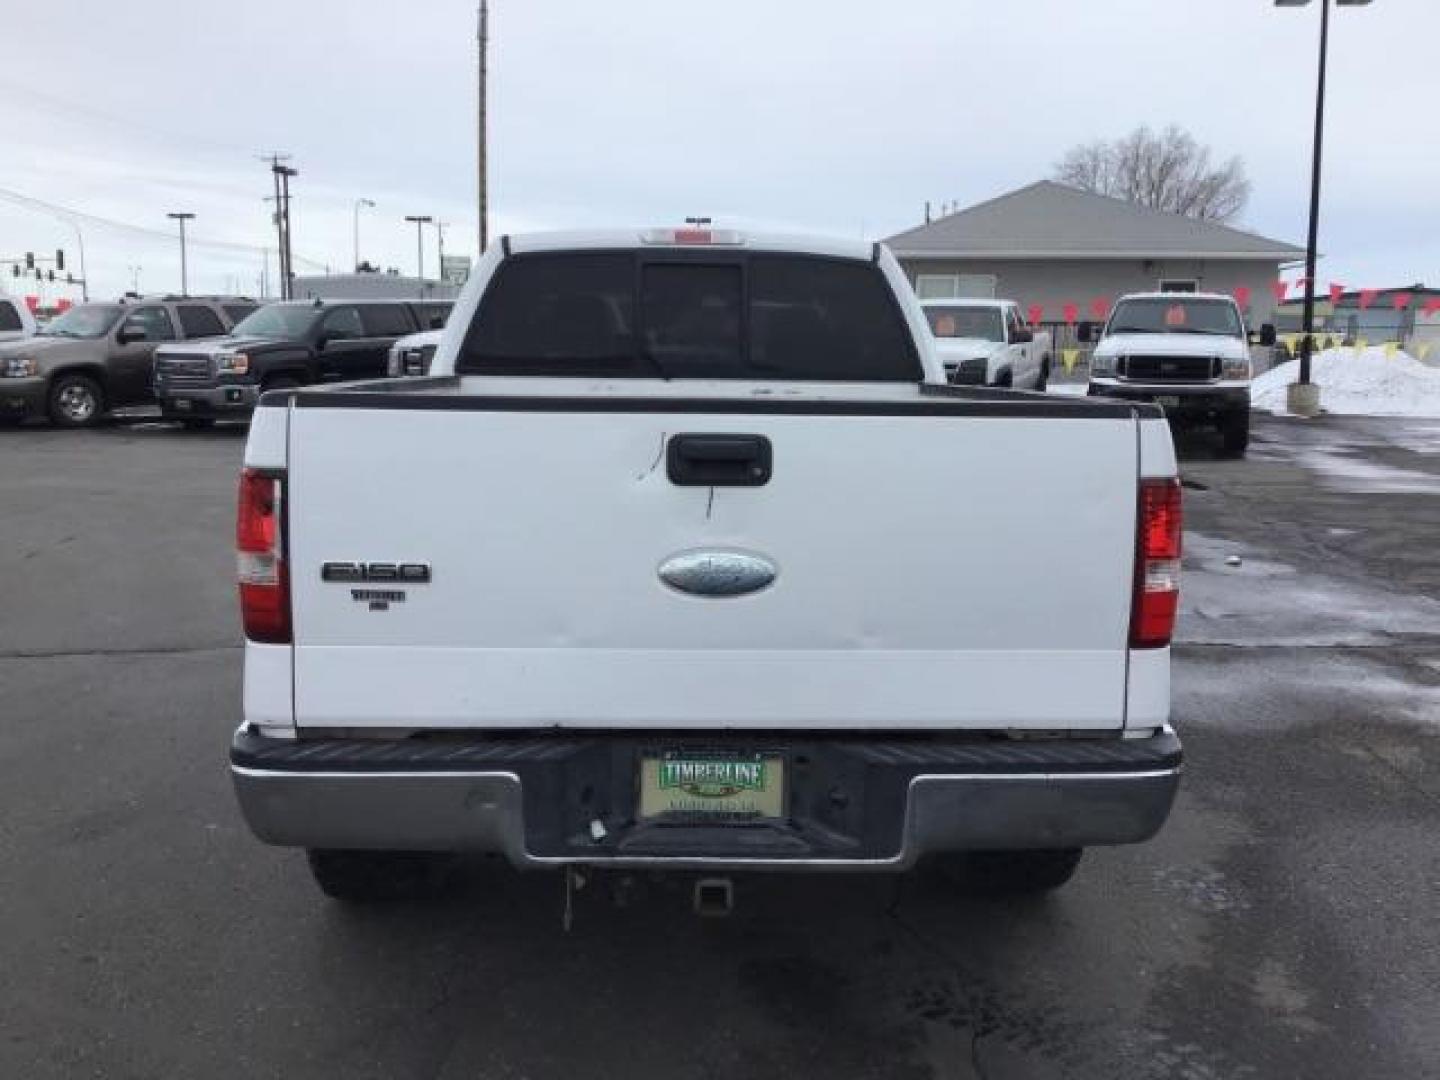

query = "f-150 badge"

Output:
[[322, 562, 430, 611]]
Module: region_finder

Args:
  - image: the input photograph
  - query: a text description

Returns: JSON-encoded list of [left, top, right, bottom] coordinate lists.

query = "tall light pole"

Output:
[[167, 212, 195, 296], [433, 219, 447, 279], [353, 198, 376, 272], [405, 214, 433, 280], [1275, 0, 1373, 417], [477, 0, 489, 255]]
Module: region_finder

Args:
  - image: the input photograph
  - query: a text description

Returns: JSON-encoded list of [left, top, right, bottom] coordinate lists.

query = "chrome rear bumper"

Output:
[[231, 728, 1181, 870]]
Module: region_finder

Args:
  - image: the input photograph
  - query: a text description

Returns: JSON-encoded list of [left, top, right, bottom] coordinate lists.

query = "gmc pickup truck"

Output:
[[1084, 292, 1274, 457], [231, 229, 1183, 909]]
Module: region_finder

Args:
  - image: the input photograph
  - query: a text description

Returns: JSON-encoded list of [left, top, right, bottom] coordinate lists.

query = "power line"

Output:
[[0, 185, 327, 270], [0, 75, 259, 159]]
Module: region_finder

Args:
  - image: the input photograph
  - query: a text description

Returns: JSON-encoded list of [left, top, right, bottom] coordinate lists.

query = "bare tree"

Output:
[[1053, 125, 1251, 223]]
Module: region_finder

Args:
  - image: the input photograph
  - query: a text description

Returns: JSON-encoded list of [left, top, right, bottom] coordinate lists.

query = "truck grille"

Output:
[[1120, 355, 1217, 382], [155, 356, 213, 387]]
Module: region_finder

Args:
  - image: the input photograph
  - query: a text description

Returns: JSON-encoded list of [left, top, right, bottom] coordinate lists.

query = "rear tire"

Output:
[[306, 849, 457, 903], [994, 370, 1013, 389], [924, 848, 1083, 896], [1035, 357, 1051, 392], [1220, 411, 1250, 457], [47, 373, 105, 428]]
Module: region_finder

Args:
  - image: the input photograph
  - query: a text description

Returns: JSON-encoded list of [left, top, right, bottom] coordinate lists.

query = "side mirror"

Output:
[[1076, 323, 1094, 344], [116, 324, 146, 345], [1258, 323, 1277, 347], [1011, 328, 1032, 344]]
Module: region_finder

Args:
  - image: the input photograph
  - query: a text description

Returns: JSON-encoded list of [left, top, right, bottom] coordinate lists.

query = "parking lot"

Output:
[[2, 414, 1438, 1080]]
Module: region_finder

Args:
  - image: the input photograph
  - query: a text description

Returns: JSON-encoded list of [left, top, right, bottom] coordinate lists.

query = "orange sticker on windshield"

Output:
[[1165, 305, 1187, 327], [934, 315, 956, 336]]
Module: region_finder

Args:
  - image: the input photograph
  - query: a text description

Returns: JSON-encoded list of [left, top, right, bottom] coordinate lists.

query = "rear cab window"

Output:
[[459, 252, 920, 381]]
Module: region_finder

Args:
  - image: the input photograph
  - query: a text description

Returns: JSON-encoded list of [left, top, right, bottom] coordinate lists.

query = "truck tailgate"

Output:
[[286, 393, 1139, 732]]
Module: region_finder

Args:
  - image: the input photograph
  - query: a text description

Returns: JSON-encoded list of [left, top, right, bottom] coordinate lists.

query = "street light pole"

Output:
[[477, 0, 489, 255], [405, 214, 433, 280], [1276, 0, 1372, 416], [353, 198, 375, 271], [167, 212, 195, 296]]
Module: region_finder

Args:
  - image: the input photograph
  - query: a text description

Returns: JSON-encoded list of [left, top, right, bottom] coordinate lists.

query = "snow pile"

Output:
[[1252, 347, 1440, 417]]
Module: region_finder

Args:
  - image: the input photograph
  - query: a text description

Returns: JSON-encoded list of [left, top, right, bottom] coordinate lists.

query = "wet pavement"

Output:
[[1, 414, 1437, 1079]]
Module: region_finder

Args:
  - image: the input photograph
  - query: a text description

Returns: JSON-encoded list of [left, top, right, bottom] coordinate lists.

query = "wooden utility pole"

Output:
[[478, 0, 489, 255]]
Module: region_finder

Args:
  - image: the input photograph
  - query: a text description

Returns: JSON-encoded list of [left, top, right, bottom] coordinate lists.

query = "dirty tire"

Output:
[[924, 848, 1083, 896], [306, 849, 457, 902], [1220, 411, 1250, 457], [47, 373, 105, 428]]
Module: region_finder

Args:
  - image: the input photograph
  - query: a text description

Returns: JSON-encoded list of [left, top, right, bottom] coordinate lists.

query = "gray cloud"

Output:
[[1, 0, 1432, 300]]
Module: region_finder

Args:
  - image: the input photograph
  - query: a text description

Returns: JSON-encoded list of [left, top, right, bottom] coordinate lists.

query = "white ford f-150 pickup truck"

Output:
[[1085, 292, 1274, 457], [231, 228, 1183, 906], [921, 298, 1053, 390]]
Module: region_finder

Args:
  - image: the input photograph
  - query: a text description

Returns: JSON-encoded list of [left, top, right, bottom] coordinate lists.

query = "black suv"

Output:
[[151, 298, 452, 425]]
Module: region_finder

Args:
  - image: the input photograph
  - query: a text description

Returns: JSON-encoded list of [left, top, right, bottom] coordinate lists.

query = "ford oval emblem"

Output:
[[659, 550, 777, 598]]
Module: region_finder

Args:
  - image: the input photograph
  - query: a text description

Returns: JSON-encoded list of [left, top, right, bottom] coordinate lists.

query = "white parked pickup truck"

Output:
[[230, 228, 1183, 908], [921, 298, 1052, 390], [1085, 292, 1274, 457]]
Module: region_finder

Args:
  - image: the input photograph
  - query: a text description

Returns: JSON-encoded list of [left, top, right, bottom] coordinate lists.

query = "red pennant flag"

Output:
[[24, 295, 39, 313], [1271, 280, 1289, 303], [1089, 297, 1110, 320], [1358, 289, 1378, 310], [1232, 286, 1251, 309], [56, 298, 73, 313], [1062, 303, 1079, 326], [1391, 292, 1413, 311], [1329, 283, 1344, 305], [1422, 297, 1440, 318], [1027, 304, 1043, 326]]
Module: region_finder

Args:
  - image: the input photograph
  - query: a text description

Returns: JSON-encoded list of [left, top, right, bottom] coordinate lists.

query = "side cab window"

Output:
[[120, 306, 177, 342], [320, 307, 364, 341]]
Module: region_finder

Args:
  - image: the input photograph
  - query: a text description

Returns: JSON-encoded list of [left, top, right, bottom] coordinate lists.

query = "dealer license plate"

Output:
[[173, 398, 193, 411], [638, 752, 785, 821]]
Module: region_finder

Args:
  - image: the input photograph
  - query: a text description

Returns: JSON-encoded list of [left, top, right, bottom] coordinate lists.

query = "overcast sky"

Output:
[[1, 0, 1433, 302]]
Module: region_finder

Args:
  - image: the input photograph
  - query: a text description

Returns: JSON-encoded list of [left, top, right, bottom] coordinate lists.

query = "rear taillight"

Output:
[[1130, 478, 1182, 649], [237, 468, 291, 643]]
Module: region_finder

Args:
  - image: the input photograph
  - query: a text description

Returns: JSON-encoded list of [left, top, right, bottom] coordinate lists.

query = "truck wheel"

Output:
[[924, 848, 1083, 896], [1220, 411, 1250, 457], [1035, 358, 1051, 392], [306, 849, 457, 902], [994, 370, 1013, 388], [47, 374, 105, 428]]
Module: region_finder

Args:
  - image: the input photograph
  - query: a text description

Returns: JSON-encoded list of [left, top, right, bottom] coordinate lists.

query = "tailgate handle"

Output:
[[667, 434, 772, 487]]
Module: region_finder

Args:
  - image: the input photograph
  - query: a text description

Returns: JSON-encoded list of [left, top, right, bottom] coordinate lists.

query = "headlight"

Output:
[[1221, 356, 1251, 380], [1090, 354, 1116, 377], [2, 357, 38, 378], [215, 352, 249, 374]]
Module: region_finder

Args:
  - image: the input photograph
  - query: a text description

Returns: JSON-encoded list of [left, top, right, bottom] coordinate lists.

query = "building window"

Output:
[[1159, 279, 1199, 293], [914, 273, 997, 300]]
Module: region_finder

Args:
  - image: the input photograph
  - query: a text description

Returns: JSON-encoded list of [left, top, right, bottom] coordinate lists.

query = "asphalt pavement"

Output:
[[1, 414, 1437, 1079]]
